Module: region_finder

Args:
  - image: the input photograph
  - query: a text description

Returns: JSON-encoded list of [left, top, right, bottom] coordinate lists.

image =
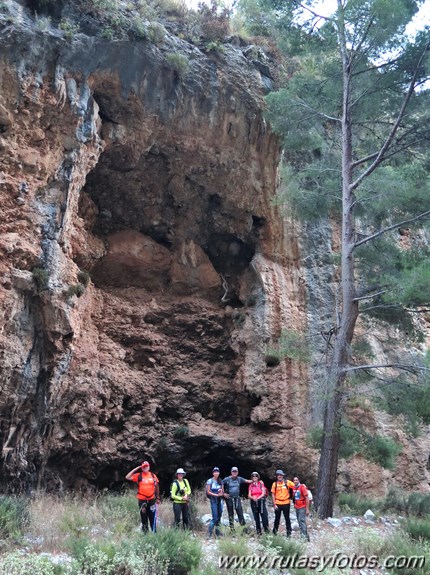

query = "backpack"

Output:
[[170, 478, 189, 501]]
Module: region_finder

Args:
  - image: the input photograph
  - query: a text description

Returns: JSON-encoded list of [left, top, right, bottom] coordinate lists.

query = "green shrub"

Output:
[[72, 541, 117, 573], [59, 18, 80, 40], [165, 53, 189, 77], [141, 528, 202, 575], [65, 284, 85, 299], [130, 16, 148, 39], [157, 0, 187, 16], [381, 533, 429, 575], [0, 495, 30, 539], [70, 538, 169, 575], [364, 435, 402, 469], [306, 424, 401, 468], [338, 493, 380, 516], [305, 424, 359, 458], [306, 426, 323, 450], [218, 536, 249, 557], [0, 552, 58, 575], [147, 22, 166, 44], [98, 493, 137, 536], [267, 329, 311, 363], [350, 526, 386, 556], [77, 270, 90, 286], [377, 379, 430, 436], [403, 517, 430, 541], [260, 533, 305, 559], [92, 0, 118, 11], [173, 425, 189, 438], [157, 437, 169, 452], [101, 25, 115, 39], [35, 14, 51, 32], [382, 488, 408, 514], [381, 489, 430, 517], [407, 492, 430, 517], [32, 266, 50, 292]]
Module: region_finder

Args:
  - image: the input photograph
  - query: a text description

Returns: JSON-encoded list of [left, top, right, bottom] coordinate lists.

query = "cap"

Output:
[[213, 467, 220, 472], [231, 466, 238, 472], [176, 468, 186, 475], [141, 461, 150, 468], [251, 471, 260, 477], [276, 469, 285, 476]]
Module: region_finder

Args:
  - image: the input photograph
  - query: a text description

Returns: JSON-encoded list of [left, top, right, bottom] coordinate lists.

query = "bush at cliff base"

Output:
[[0, 495, 30, 539], [0, 543, 169, 575]]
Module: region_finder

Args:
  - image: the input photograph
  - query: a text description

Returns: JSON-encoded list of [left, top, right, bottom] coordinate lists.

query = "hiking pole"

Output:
[[152, 502, 158, 533]]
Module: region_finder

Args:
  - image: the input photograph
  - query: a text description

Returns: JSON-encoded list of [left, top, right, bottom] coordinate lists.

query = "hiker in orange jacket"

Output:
[[271, 469, 295, 537], [126, 460, 160, 532]]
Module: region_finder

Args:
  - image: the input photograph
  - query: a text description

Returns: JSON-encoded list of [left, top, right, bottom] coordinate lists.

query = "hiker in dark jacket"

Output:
[[222, 466, 252, 531]]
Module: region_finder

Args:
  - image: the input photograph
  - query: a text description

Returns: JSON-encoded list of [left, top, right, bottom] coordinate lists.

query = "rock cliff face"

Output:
[[0, 0, 429, 495]]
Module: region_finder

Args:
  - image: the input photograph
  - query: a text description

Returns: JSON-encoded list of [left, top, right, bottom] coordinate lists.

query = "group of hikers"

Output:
[[126, 462, 311, 541]]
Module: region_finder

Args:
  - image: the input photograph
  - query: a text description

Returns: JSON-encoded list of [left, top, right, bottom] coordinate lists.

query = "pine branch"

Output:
[[345, 363, 430, 373], [291, 0, 334, 23], [350, 40, 430, 192], [353, 289, 388, 302], [354, 209, 430, 248], [295, 97, 341, 123]]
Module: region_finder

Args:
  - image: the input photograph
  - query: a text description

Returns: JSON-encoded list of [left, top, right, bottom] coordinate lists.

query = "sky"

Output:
[[311, 0, 430, 35], [186, 0, 430, 34]]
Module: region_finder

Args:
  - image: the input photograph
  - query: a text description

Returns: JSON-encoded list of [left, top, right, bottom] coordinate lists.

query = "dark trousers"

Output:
[[138, 498, 157, 532], [173, 502, 190, 529], [250, 499, 269, 534], [225, 497, 245, 530], [273, 503, 292, 536]]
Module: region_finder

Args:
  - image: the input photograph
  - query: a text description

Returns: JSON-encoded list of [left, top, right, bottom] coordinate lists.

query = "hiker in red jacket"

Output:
[[292, 476, 310, 542], [126, 461, 160, 533]]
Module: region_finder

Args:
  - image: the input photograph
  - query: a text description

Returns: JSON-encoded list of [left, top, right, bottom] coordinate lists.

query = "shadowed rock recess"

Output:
[[1, 1, 429, 495]]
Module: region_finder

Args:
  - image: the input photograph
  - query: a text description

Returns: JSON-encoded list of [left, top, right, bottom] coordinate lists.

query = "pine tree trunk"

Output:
[[316, 4, 359, 518]]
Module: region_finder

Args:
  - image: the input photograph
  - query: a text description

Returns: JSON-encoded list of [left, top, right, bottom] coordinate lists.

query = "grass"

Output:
[[218, 535, 249, 557], [0, 495, 30, 540], [402, 517, 430, 541], [1, 490, 429, 574], [260, 533, 305, 558], [338, 492, 381, 515]]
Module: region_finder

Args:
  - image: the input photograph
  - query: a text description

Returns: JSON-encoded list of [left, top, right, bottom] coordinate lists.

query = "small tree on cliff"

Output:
[[240, 0, 430, 517]]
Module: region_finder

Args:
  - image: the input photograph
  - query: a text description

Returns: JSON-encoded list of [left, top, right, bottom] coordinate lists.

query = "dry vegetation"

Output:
[[1, 489, 430, 574]]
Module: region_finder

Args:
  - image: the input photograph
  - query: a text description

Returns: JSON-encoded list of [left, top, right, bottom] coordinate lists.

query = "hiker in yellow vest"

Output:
[[170, 467, 191, 529]]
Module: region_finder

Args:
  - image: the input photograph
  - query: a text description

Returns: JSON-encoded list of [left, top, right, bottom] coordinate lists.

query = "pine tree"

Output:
[[240, 0, 430, 517]]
